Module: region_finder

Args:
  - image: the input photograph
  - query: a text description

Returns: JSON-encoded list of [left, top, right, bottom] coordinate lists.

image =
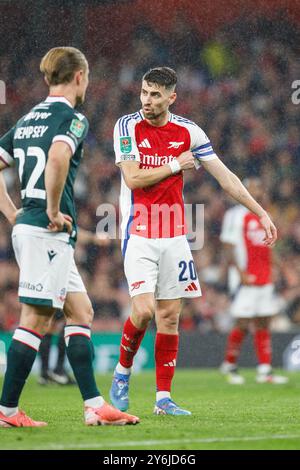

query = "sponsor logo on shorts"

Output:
[[58, 288, 66, 302], [131, 280, 145, 291], [19, 281, 43, 292], [184, 282, 198, 292], [48, 249, 57, 262]]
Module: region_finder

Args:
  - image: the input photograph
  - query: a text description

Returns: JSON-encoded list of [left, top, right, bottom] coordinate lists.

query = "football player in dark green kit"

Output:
[[0, 47, 139, 427]]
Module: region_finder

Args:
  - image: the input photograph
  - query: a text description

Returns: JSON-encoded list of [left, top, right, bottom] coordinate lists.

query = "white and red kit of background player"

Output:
[[114, 110, 217, 299], [220, 205, 277, 317]]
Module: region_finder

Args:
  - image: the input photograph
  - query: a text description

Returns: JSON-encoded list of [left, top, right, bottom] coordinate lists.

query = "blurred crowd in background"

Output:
[[0, 15, 299, 333]]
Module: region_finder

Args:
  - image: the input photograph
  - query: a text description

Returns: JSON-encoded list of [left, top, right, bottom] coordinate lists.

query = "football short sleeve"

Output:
[[114, 117, 140, 165], [52, 113, 89, 156], [0, 127, 15, 167], [220, 208, 242, 245], [189, 124, 218, 169]]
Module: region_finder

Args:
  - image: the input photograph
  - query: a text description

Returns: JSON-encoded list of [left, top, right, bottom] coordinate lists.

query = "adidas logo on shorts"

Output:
[[184, 282, 198, 292]]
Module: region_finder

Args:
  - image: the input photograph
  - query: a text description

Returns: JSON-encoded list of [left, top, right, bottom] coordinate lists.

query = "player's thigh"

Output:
[[64, 258, 92, 325], [156, 299, 182, 318], [64, 292, 94, 326], [156, 236, 201, 300], [124, 235, 159, 297], [231, 286, 259, 318], [12, 231, 74, 310]]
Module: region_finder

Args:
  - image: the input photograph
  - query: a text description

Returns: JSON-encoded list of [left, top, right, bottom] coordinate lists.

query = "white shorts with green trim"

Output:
[[123, 234, 201, 299], [12, 224, 86, 309]]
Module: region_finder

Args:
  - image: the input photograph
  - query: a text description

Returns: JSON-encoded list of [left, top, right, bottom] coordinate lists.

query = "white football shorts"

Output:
[[12, 224, 86, 309], [231, 284, 277, 318], [123, 234, 201, 299]]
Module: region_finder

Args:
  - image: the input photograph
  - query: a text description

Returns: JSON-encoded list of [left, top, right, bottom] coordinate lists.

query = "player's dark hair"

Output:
[[143, 67, 177, 90], [40, 47, 88, 86]]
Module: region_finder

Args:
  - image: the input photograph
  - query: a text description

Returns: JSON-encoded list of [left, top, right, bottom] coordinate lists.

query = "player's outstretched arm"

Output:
[[202, 157, 277, 246], [120, 151, 195, 190], [77, 228, 111, 247], [0, 162, 19, 225], [45, 141, 73, 233]]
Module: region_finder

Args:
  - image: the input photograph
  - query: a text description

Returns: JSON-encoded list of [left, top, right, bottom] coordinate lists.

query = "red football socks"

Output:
[[155, 333, 179, 392], [254, 329, 272, 365], [119, 317, 146, 368], [224, 328, 246, 364]]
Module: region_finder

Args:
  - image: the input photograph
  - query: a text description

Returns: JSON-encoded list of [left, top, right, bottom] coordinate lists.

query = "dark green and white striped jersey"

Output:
[[0, 96, 89, 244]]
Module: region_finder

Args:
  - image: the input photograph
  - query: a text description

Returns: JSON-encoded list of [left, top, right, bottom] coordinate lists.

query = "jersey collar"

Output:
[[45, 96, 73, 108]]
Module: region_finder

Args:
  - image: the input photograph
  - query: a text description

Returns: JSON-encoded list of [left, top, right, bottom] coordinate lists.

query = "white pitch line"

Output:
[[29, 434, 300, 450]]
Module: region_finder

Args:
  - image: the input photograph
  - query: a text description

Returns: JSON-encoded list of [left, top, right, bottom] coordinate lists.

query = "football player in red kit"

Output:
[[110, 67, 277, 415], [220, 177, 288, 384]]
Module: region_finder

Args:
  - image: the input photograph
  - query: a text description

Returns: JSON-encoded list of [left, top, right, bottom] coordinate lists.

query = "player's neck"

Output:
[[145, 110, 170, 127], [48, 86, 76, 108]]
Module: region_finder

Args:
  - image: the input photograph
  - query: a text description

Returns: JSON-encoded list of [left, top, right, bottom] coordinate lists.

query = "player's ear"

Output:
[[75, 69, 84, 86], [169, 92, 177, 106], [44, 76, 49, 87]]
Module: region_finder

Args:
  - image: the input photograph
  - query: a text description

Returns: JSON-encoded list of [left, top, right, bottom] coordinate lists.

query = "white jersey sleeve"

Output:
[[220, 207, 241, 245], [114, 115, 141, 165], [189, 124, 218, 162], [170, 115, 218, 170]]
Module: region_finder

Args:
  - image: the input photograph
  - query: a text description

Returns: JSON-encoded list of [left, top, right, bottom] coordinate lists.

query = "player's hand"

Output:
[[177, 151, 195, 170], [240, 271, 256, 285], [259, 212, 277, 247], [94, 232, 111, 247], [47, 210, 73, 234], [8, 208, 23, 226]]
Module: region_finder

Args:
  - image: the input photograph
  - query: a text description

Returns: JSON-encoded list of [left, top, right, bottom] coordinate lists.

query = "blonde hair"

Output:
[[40, 47, 88, 86]]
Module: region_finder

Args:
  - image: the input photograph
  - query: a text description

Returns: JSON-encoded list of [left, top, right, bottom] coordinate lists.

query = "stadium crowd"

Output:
[[0, 17, 299, 333]]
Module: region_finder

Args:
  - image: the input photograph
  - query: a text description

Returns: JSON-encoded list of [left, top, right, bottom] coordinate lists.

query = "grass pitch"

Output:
[[0, 369, 300, 450]]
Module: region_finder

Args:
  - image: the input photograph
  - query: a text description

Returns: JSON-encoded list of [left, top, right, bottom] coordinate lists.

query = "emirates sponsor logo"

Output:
[[140, 153, 175, 167]]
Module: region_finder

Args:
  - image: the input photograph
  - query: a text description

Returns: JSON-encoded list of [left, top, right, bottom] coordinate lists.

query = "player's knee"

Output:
[[158, 308, 180, 329], [86, 304, 94, 325], [76, 303, 94, 327], [254, 317, 270, 329], [20, 305, 54, 336], [132, 301, 154, 326], [236, 319, 249, 332], [64, 293, 94, 326]]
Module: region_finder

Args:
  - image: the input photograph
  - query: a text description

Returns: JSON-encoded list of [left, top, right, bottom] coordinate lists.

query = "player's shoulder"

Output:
[[170, 113, 208, 141], [58, 105, 88, 123], [170, 113, 198, 129], [115, 111, 143, 135]]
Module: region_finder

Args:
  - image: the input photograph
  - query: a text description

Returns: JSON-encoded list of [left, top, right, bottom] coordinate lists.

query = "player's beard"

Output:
[[143, 108, 166, 121]]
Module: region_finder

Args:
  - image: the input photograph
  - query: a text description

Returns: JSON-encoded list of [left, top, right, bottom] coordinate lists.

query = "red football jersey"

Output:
[[114, 110, 217, 251], [220, 205, 272, 286]]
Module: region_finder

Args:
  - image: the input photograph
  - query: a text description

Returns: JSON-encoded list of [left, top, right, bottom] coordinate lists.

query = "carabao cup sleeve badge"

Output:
[[120, 136, 132, 154]]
